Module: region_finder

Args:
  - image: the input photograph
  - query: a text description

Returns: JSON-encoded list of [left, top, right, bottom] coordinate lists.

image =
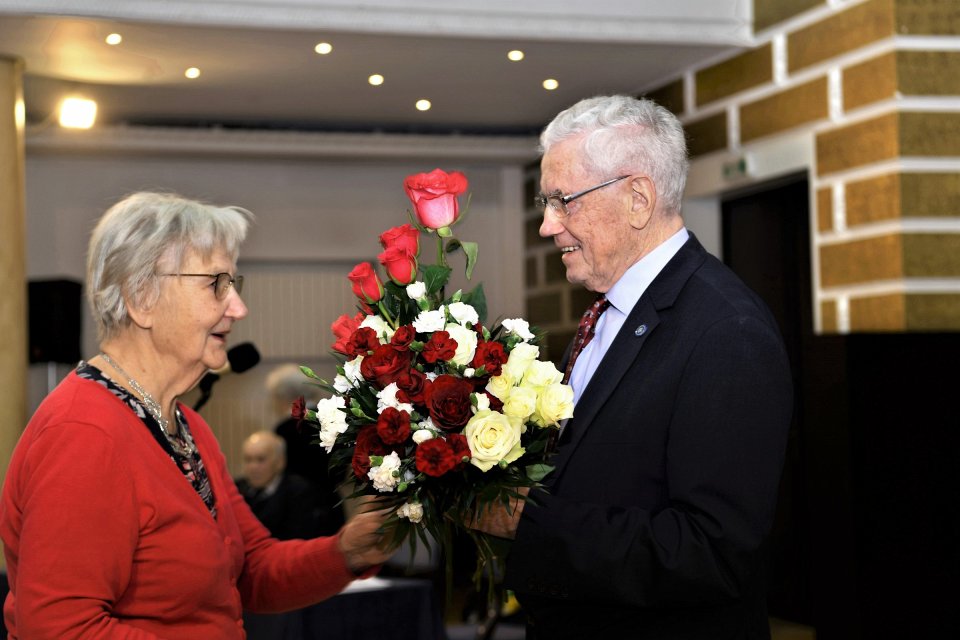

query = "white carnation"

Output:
[[333, 374, 352, 393], [397, 502, 424, 523], [413, 307, 447, 333], [360, 314, 395, 342], [406, 281, 426, 299], [377, 383, 414, 413], [502, 318, 535, 342], [472, 391, 491, 414], [447, 302, 479, 327], [368, 451, 402, 492], [343, 356, 364, 383], [412, 428, 435, 444]]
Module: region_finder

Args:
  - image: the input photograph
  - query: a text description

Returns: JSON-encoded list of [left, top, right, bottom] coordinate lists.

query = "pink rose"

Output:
[[347, 262, 384, 303], [403, 168, 469, 230]]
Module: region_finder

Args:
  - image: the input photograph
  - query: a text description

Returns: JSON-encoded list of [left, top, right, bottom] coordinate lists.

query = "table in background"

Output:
[[244, 577, 446, 640]]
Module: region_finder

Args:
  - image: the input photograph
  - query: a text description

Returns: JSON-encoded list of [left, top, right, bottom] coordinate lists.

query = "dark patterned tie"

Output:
[[563, 293, 611, 384]]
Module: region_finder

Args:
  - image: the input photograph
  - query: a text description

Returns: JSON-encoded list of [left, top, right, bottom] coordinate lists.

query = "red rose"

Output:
[[424, 374, 474, 431], [360, 344, 412, 388], [390, 325, 416, 351], [347, 262, 384, 303], [422, 330, 458, 364], [379, 223, 421, 256], [378, 245, 418, 285], [352, 425, 388, 479], [403, 168, 469, 230], [376, 407, 412, 445], [331, 311, 365, 355], [447, 433, 471, 469], [395, 367, 428, 404], [345, 327, 380, 357], [291, 395, 306, 421], [472, 340, 508, 377], [415, 437, 458, 477]]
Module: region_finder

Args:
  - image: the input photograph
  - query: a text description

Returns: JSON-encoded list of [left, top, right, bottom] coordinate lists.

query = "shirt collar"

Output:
[[606, 227, 689, 315]]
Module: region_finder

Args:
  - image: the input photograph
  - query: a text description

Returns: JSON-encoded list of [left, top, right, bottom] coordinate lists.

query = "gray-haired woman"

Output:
[[0, 192, 391, 639]]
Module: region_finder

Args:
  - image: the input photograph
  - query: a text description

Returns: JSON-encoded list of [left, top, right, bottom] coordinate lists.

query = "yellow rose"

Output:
[[464, 410, 525, 472], [520, 359, 563, 389], [485, 373, 514, 401], [502, 342, 539, 382], [502, 386, 538, 422], [532, 383, 575, 428]]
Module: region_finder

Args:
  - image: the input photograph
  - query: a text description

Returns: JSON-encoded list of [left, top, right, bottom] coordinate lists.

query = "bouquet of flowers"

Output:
[[297, 168, 574, 592]]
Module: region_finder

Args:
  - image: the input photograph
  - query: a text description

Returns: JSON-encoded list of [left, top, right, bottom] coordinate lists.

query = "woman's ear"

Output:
[[627, 176, 657, 231], [124, 291, 155, 330]]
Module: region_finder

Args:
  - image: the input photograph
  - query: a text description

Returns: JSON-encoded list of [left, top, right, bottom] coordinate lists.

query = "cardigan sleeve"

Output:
[[194, 425, 361, 613], [10, 422, 164, 639]]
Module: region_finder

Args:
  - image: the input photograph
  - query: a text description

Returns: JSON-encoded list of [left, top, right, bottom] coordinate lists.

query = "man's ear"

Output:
[[627, 176, 657, 231]]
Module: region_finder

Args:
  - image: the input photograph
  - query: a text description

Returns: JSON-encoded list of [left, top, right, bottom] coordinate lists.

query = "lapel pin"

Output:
[[635, 324, 647, 336]]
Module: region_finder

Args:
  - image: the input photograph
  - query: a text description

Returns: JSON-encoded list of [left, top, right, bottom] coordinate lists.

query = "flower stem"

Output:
[[378, 301, 398, 329]]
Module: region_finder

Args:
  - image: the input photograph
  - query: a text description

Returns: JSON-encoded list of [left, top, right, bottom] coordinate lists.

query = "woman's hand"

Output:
[[336, 501, 395, 574]]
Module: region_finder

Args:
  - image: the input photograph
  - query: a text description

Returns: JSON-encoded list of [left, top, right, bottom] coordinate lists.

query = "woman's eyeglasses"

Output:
[[160, 272, 244, 299]]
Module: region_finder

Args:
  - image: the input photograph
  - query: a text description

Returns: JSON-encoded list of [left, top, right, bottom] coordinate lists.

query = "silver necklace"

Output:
[[98, 352, 197, 458]]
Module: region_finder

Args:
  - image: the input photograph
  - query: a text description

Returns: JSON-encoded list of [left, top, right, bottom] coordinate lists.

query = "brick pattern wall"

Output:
[[640, 0, 960, 333]]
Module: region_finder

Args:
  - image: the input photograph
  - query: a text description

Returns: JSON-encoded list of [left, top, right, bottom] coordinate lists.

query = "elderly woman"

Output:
[[0, 192, 391, 638]]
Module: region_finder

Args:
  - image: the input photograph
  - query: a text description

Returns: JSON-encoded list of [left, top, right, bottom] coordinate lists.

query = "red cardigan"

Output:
[[1, 372, 360, 639]]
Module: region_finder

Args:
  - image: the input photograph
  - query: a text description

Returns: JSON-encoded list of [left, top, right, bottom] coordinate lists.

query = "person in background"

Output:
[[0, 191, 391, 639], [236, 430, 320, 540], [473, 95, 794, 639], [268, 363, 345, 535]]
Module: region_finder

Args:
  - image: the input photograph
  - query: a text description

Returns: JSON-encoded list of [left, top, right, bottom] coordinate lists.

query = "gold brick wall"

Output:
[[639, 0, 960, 333]]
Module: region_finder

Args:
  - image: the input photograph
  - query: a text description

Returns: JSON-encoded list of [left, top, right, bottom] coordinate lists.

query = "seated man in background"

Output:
[[268, 363, 345, 535], [236, 430, 319, 540]]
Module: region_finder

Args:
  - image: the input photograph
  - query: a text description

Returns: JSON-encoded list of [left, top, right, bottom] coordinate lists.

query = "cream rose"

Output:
[[502, 386, 538, 422], [464, 410, 524, 472], [502, 342, 539, 382], [520, 359, 563, 389], [532, 382, 575, 427], [444, 322, 478, 366], [485, 373, 514, 401]]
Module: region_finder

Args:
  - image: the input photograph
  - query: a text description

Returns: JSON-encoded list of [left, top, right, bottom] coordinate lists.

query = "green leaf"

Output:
[[422, 264, 452, 296], [525, 463, 555, 482], [445, 238, 462, 254], [461, 241, 479, 279]]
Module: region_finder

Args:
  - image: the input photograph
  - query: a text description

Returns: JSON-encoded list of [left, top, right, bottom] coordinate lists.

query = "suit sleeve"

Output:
[[11, 424, 164, 639], [508, 314, 793, 607]]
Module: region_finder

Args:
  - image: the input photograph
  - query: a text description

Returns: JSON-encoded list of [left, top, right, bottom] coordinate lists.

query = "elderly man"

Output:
[[476, 95, 793, 639], [236, 430, 320, 540]]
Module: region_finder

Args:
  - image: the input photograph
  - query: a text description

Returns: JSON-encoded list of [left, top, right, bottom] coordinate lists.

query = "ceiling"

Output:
[[0, 2, 750, 135]]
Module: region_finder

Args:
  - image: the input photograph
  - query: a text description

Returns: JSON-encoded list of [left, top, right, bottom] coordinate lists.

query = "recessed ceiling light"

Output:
[[314, 42, 333, 55], [368, 74, 384, 86], [59, 97, 97, 129], [105, 33, 122, 46], [185, 67, 201, 79], [415, 99, 432, 112], [542, 78, 559, 91], [507, 50, 524, 62]]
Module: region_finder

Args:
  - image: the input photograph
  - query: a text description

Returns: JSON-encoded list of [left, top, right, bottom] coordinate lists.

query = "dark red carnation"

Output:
[[291, 395, 306, 421], [395, 368, 428, 404], [484, 391, 504, 413], [390, 325, 416, 352], [360, 344, 412, 388], [346, 327, 380, 357], [421, 331, 457, 364], [415, 437, 458, 477], [447, 433, 471, 469], [376, 407, 412, 445], [424, 374, 474, 431], [352, 425, 388, 479], [471, 340, 508, 377]]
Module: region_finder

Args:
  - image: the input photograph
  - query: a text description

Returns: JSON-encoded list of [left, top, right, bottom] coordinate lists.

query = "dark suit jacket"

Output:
[[505, 234, 793, 639], [236, 473, 320, 541]]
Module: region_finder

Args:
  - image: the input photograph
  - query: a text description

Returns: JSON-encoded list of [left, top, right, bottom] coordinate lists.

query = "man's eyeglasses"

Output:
[[534, 175, 630, 218], [160, 272, 244, 300]]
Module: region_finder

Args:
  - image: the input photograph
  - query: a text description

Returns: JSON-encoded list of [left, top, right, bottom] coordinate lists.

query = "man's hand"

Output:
[[470, 487, 529, 540]]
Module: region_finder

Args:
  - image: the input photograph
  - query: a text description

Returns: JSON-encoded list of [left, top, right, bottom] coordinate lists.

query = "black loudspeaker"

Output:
[[28, 279, 83, 364]]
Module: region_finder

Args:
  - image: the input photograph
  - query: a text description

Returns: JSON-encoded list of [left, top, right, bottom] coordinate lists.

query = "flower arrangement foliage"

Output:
[[298, 168, 573, 586]]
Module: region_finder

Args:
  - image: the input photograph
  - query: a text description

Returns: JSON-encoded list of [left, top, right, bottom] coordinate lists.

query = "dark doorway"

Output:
[[721, 176, 959, 639]]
